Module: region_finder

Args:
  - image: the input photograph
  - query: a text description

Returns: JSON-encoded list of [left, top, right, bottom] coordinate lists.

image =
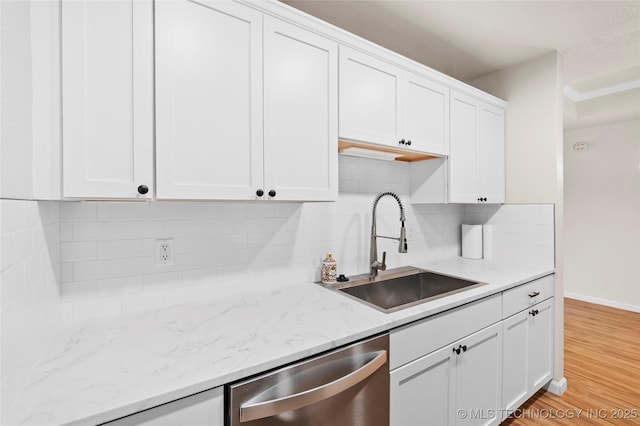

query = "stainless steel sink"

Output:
[[321, 266, 487, 313]]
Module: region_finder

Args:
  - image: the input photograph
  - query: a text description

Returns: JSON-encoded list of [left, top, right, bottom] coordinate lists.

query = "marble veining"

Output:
[[6, 259, 554, 426]]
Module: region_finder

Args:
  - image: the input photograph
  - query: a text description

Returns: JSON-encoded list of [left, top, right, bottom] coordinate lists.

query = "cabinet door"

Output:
[[404, 74, 449, 155], [390, 344, 455, 426], [339, 46, 402, 147], [477, 104, 505, 203], [155, 0, 263, 200], [62, 0, 153, 199], [263, 17, 338, 201], [502, 298, 554, 416], [105, 387, 223, 426], [502, 309, 530, 413], [528, 298, 554, 391], [448, 92, 478, 203], [454, 322, 502, 426]]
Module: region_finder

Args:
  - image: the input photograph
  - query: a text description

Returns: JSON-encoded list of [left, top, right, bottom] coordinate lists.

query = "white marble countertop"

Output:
[[7, 258, 554, 426]]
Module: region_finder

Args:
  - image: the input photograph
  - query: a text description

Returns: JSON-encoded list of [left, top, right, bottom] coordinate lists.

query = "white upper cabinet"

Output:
[[339, 46, 402, 147], [477, 104, 506, 203], [155, 0, 264, 200], [449, 91, 505, 204], [155, 2, 337, 201], [339, 46, 449, 156], [62, 0, 153, 199], [403, 73, 449, 155], [263, 16, 338, 201]]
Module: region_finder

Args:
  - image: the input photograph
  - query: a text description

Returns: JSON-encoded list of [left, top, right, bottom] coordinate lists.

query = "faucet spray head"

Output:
[[399, 221, 408, 253]]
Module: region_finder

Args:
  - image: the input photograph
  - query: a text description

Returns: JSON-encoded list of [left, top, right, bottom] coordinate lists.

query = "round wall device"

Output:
[[573, 142, 588, 152]]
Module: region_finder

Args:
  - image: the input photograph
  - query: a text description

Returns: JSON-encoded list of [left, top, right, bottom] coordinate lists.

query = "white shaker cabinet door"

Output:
[[62, 0, 153, 199], [390, 344, 454, 426], [528, 298, 554, 391], [403, 73, 450, 156], [502, 298, 554, 416], [502, 309, 530, 413], [263, 17, 338, 201], [477, 104, 505, 203], [449, 92, 479, 203], [454, 322, 502, 426], [155, 0, 263, 200], [339, 46, 402, 147]]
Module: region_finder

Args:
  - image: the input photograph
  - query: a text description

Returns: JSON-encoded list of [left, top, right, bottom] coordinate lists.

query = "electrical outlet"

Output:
[[155, 238, 174, 266]]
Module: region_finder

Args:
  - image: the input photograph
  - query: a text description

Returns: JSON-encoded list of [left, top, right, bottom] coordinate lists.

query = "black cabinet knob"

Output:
[[137, 185, 149, 195], [406, 140, 412, 146], [399, 139, 406, 145], [477, 198, 482, 202], [453, 346, 461, 355], [268, 189, 276, 197], [530, 309, 539, 317], [256, 189, 264, 197], [461, 344, 467, 352], [483, 197, 488, 202]]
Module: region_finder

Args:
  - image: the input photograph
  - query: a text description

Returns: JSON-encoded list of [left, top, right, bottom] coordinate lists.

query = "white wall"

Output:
[[469, 51, 565, 388], [564, 119, 640, 311]]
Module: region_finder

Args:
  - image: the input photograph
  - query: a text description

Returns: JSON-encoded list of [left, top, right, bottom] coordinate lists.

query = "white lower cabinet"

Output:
[[390, 275, 555, 426], [502, 297, 554, 415], [391, 322, 502, 426], [105, 387, 224, 426]]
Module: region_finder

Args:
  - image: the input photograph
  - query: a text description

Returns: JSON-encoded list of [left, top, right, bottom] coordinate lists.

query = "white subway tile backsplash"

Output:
[[61, 202, 96, 222], [46, 158, 555, 322], [73, 259, 120, 281], [73, 221, 121, 241], [142, 202, 181, 221], [98, 239, 143, 260], [180, 202, 218, 220], [97, 203, 143, 221], [61, 241, 97, 262], [119, 221, 164, 240]]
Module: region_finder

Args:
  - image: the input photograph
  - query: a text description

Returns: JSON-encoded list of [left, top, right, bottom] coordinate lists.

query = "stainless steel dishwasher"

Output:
[[228, 334, 389, 426]]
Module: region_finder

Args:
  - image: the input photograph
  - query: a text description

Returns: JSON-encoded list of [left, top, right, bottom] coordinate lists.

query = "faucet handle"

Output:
[[380, 251, 387, 271]]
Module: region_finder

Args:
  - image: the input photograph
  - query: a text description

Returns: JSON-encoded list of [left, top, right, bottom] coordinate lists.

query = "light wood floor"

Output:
[[503, 298, 640, 425]]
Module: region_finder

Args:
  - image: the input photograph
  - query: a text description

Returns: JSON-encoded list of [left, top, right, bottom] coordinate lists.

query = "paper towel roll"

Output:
[[483, 225, 493, 260], [462, 224, 483, 259]]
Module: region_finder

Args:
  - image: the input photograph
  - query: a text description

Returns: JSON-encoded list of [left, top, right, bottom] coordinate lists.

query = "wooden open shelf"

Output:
[[338, 140, 442, 162]]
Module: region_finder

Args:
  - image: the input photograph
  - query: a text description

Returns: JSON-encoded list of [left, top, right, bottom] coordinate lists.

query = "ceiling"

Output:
[[282, 0, 640, 130]]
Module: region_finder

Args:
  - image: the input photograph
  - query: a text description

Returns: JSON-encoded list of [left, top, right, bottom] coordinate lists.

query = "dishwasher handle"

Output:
[[239, 350, 387, 422]]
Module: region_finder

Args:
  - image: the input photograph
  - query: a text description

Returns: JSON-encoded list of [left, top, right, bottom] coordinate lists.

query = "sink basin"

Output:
[[323, 266, 486, 313]]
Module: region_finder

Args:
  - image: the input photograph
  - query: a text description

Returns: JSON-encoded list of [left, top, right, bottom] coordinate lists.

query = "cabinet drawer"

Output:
[[502, 275, 554, 318], [390, 294, 501, 370]]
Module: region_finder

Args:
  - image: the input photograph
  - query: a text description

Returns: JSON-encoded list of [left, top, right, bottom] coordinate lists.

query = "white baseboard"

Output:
[[564, 292, 640, 313], [544, 377, 567, 396]]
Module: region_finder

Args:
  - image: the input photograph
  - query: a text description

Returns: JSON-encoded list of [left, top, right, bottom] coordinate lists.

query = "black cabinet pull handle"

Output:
[[528, 291, 540, 298], [256, 189, 264, 197], [268, 189, 276, 197], [137, 185, 149, 195]]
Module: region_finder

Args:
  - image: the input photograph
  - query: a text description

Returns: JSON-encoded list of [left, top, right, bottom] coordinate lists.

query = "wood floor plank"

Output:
[[502, 298, 640, 425]]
